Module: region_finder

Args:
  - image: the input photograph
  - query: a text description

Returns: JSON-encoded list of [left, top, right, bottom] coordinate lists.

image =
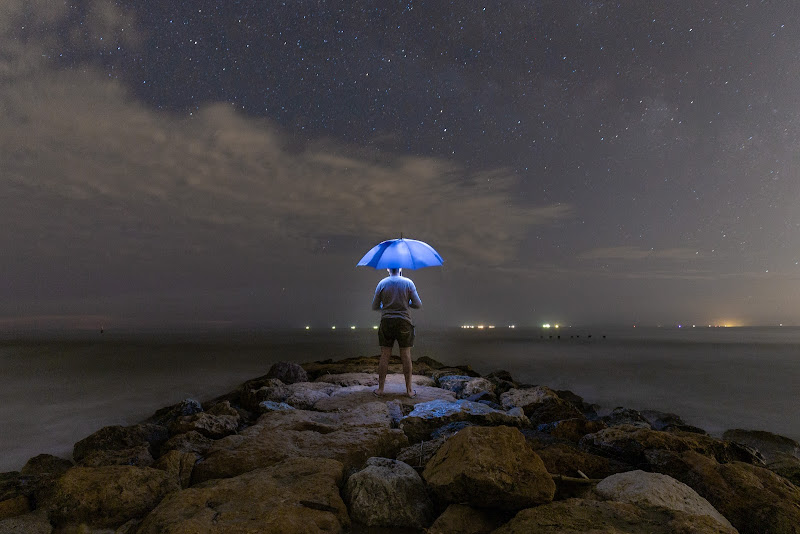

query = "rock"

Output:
[[301, 355, 396, 380], [284, 382, 341, 409], [648, 449, 800, 534], [136, 457, 348, 534], [313, 380, 455, 412], [485, 369, 515, 382], [240, 378, 288, 411], [723, 429, 800, 485], [72, 424, 169, 468], [641, 409, 707, 433], [396, 437, 448, 471], [169, 400, 240, 439], [192, 403, 408, 483], [344, 457, 434, 528], [257, 400, 295, 413], [45, 466, 179, 529], [265, 361, 308, 384], [437, 376, 495, 399], [416, 356, 446, 370], [144, 399, 203, 428], [602, 407, 652, 428], [20, 455, 73, 477], [499, 386, 560, 413], [159, 431, 214, 457], [422, 425, 555, 510], [400, 399, 528, 442], [152, 451, 196, 489], [427, 504, 509, 534], [313, 371, 436, 389], [0, 496, 28, 521], [491, 498, 738, 534], [528, 400, 584, 425], [535, 442, 631, 480], [431, 366, 481, 379], [579, 425, 764, 469], [0, 511, 53, 534], [595, 470, 734, 529], [536, 418, 606, 442]]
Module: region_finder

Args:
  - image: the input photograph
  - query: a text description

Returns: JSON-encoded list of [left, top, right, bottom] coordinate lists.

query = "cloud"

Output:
[[578, 246, 700, 261]]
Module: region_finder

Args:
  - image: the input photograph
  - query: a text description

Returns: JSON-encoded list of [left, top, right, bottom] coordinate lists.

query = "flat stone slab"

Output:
[[401, 399, 528, 442]]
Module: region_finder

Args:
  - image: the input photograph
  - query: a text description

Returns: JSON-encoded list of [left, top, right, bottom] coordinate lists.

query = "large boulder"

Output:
[[499, 386, 561, 413], [641, 409, 707, 433], [422, 425, 555, 510], [136, 457, 348, 534], [427, 504, 508, 534], [144, 399, 203, 428], [192, 403, 408, 483], [580, 425, 764, 468], [153, 450, 197, 489], [265, 361, 308, 384], [168, 401, 240, 439], [534, 442, 631, 480], [595, 470, 734, 529], [45, 465, 179, 529], [20, 455, 73, 477], [491, 498, 738, 534], [72, 423, 169, 468], [648, 449, 800, 534], [159, 431, 214, 457], [344, 457, 434, 528], [602, 407, 652, 428], [723, 428, 800, 485], [400, 399, 528, 442]]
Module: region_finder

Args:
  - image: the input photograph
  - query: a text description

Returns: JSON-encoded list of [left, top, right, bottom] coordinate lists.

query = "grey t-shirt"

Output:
[[371, 274, 422, 323]]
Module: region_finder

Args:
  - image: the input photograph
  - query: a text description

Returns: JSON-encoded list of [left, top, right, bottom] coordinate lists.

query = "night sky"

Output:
[[2, 0, 799, 330]]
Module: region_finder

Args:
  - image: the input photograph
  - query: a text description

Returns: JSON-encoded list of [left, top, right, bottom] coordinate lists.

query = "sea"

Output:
[[1, 325, 799, 473]]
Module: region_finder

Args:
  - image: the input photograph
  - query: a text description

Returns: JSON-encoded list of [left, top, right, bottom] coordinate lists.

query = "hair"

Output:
[[388, 268, 401, 275]]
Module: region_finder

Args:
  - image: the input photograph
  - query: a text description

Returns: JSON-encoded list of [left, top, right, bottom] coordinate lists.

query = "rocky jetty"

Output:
[[1, 354, 799, 533]]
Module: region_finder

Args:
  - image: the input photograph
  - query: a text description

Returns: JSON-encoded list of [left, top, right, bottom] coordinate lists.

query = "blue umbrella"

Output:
[[357, 237, 444, 270]]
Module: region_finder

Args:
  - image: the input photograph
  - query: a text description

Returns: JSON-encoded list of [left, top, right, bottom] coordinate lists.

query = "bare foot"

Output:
[[407, 390, 417, 399], [373, 389, 384, 397]]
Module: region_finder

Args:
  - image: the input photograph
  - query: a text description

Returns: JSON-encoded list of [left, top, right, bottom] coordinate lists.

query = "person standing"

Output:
[[371, 267, 422, 397]]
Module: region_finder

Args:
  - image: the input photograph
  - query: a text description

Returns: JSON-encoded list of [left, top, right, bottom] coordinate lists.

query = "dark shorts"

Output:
[[378, 318, 415, 348]]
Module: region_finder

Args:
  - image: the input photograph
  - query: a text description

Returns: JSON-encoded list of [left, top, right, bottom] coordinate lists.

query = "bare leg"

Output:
[[375, 346, 392, 395], [400, 347, 414, 397]]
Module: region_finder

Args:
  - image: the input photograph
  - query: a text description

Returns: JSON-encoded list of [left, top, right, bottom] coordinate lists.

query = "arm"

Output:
[[408, 283, 422, 309], [371, 286, 383, 311]]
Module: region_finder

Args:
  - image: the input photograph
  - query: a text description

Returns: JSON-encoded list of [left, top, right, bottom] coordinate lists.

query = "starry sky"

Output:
[[2, 0, 799, 330]]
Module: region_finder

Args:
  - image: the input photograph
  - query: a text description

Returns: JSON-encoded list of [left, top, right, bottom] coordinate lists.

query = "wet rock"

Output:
[[579, 425, 765, 469], [72, 424, 169, 468], [485, 369, 515, 382], [192, 403, 408, 483], [723, 428, 800, 485], [152, 450, 196, 489], [555, 389, 600, 419], [159, 431, 214, 457], [265, 361, 308, 384], [491, 498, 738, 534], [596, 470, 734, 529], [46, 465, 179, 530], [400, 399, 528, 442], [169, 400, 240, 439], [143, 399, 203, 428], [136, 457, 348, 534], [528, 400, 585, 425], [422, 425, 555, 510], [648, 449, 800, 534], [20, 455, 73, 477], [427, 504, 509, 534], [344, 457, 434, 528], [602, 407, 652, 428]]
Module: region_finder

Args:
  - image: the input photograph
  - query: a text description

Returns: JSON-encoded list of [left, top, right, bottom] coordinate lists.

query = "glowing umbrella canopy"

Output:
[[356, 237, 444, 270]]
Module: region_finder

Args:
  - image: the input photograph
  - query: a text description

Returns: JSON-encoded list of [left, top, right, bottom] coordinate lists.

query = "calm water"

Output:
[[1, 326, 799, 472]]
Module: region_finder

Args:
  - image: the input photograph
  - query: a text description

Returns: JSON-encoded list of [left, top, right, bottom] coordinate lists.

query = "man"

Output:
[[371, 267, 422, 398]]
